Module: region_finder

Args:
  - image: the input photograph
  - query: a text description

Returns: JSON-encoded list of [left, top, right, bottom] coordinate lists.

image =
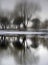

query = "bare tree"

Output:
[[13, 1, 41, 30]]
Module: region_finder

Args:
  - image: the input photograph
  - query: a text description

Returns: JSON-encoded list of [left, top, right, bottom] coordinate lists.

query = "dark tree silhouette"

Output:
[[13, 35, 25, 50], [32, 18, 40, 31], [0, 38, 9, 49], [31, 36, 39, 48], [13, 16, 24, 30], [40, 38, 48, 49], [13, 34, 27, 51], [0, 16, 9, 29], [43, 20, 48, 29], [41, 19, 48, 30]]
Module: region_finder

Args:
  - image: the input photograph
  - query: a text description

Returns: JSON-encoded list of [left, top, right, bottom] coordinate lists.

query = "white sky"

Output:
[[0, 0, 48, 21], [0, 0, 16, 12]]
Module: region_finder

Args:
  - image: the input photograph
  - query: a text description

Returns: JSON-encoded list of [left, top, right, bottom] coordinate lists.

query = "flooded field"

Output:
[[0, 37, 48, 65]]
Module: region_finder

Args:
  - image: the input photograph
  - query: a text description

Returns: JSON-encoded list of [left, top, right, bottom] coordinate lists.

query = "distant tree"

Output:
[[41, 19, 48, 29], [13, 16, 24, 30], [0, 16, 9, 29], [44, 20, 48, 29], [32, 18, 40, 31]]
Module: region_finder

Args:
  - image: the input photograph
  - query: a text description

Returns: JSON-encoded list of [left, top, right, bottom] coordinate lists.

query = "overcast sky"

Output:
[[0, 0, 48, 21]]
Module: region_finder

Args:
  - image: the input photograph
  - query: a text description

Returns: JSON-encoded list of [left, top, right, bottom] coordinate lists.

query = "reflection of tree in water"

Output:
[[17, 50, 39, 65], [40, 38, 48, 49], [31, 35, 39, 48], [0, 39, 9, 49], [0, 33, 39, 65], [9, 44, 39, 65], [9, 35, 39, 65], [0, 48, 12, 65], [13, 35, 26, 50]]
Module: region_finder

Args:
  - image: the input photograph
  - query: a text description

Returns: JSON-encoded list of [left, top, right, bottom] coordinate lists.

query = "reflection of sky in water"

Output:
[[37, 45, 48, 65], [0, 44, 48, 65]]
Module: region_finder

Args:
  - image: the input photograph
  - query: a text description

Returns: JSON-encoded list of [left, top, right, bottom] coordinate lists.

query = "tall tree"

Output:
[[13, 1, 41, 30]]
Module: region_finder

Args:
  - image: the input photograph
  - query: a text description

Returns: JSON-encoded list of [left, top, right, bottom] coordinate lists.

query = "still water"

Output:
[[0, 42, 48, 65]]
